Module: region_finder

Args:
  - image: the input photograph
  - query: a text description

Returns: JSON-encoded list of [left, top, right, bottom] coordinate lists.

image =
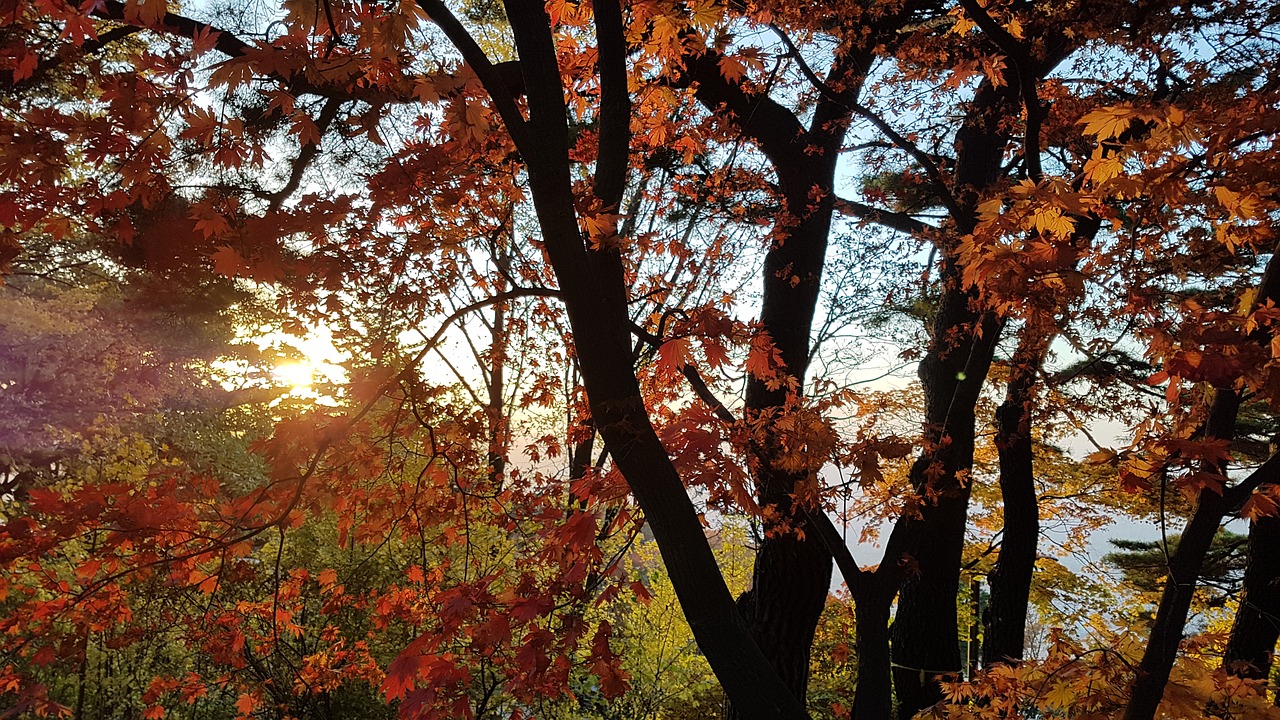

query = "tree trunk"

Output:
[[1224, 515, 1280, 692], [473, 3, 813, 716], [890, 78, 1013, 718], [889, 299, 1004, 716], [486, 242, 510, 489], [1122, 240, 1280, 720], [678, 42, 874, 713], [852, 591, 894, 720], [1122, 484, 1229, 720], [982, 327, 1052, 666], [1122, 387, 1238, 720], [735, 171, 839, 708]]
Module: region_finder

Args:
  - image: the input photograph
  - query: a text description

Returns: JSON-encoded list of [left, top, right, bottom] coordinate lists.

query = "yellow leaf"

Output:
[[689, 0, 723, 29], [1030, 206, 1075, 238], [1083, 153, 1123, 183], [1079, 106, 1138, 140], [977, 197, 1005, 221], [1214, 185, 1240, 210], [1044, 680, 1077, 710]]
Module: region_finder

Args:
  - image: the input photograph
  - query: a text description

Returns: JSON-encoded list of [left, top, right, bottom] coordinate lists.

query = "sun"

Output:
[[272, 360, 315, 391]]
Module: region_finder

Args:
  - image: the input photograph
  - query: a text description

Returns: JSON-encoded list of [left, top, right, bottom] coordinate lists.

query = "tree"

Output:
[[4, 2, 1280, 720]]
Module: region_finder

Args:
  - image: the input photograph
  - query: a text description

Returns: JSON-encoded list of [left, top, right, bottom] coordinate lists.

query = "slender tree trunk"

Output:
[[1123, 388, 1238, 720], [982, 327, 1052, 666], [1224, 515, 1280, 694], [1123, 481, 1230, 720], [967, 578, 981, 677], [486, 242, 510, 489], [1122, 239, 1280, 720]]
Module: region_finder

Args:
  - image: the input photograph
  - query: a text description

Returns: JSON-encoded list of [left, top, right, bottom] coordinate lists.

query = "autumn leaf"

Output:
[[1241, 491, 1280, 521], [1084, 153, 1124, 183], [656, 337, 692, 374], [290, 112, 322, 147], [209, 246, 247, 277], [382, 652, 424, 701], [1079, 105, 1138, 140]]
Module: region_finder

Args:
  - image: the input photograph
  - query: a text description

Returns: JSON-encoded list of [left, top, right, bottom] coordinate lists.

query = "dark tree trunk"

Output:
[[889, 297, 1004, 716], [447, 3, 814, 716], [486, 242, 510, 489], [681, 42, 881, 713], [889, 79, 1013, 719], [735, 150, 841, 708], [1123, 480, 1230, 720], [852, 591, 894, 720], [1123, 239, 1280, 720], [1224, 515, 1280, 691], [1122, 388, 1238, 720], [982, 327, 1052, 666]]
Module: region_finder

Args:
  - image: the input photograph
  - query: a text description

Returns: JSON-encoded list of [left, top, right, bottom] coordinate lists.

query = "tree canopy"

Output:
[[2, 1, 1280, 719]]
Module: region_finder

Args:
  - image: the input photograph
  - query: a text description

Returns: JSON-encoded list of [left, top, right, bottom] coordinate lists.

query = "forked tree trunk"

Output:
[[448, 2, 813, 716], [983, 327, 1052, 666], [679, 41, 878, 713], [890, 78, 1013, 718]]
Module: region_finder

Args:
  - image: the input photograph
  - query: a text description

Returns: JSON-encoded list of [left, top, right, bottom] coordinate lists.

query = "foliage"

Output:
[[1, 1, 1280, 719]]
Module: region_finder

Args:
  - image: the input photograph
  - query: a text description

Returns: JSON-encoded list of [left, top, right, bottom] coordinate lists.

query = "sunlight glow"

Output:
[[273, 360, 316, 391]]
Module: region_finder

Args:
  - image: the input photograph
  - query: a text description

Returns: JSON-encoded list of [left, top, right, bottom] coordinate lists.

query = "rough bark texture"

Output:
[[982, 328, 1052, 666], [888, 306, 1000, 713], [1223, 515, 1280, 689], [852, 593, 894, 720], [735, 135, 840, 708]]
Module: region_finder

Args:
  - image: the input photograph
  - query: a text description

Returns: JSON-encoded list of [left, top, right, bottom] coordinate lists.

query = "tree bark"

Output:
[[447, 3, 814, 716], [1223, 515, 1280, 693], [681, 41, 879, 711], [1123, 476, 1231, 720], [889, 79, 1013, 719], [852, 591, 894, 720], [982, 327, 1052, 666], [1122, 239, 1280, 720]]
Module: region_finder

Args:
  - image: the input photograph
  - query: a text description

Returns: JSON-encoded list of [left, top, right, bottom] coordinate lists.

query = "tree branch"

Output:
[[674, 48, 809, 172], [416, 0, 530, 148], [592, 0, 629, 210], [267, 97, 343, 211], [847, 99, 964, 219], [833, 195, 932, 236], [4, 26, 140, 92], [956, 0, 1044, 181]]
